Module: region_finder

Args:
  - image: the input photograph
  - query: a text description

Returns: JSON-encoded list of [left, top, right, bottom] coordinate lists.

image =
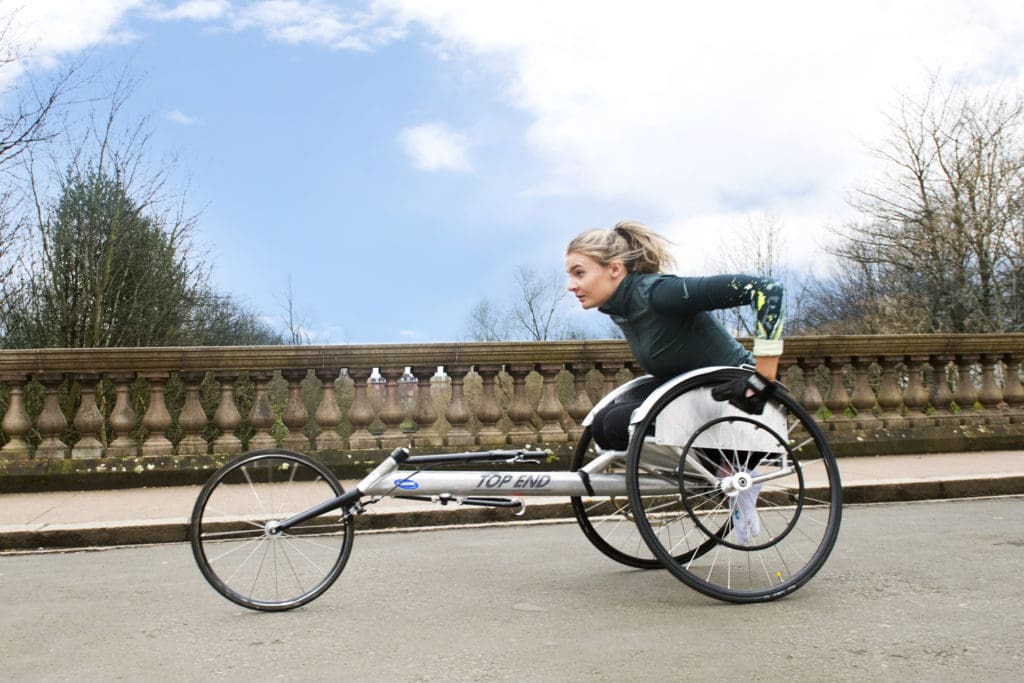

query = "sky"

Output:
[[4, 0, 1024, 344]]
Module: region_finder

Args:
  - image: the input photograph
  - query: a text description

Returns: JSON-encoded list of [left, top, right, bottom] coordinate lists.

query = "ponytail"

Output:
[[566, 220, 675, 274]]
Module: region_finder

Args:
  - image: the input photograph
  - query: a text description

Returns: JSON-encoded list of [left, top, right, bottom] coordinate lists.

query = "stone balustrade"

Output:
[[1, 336, 1022, 475]]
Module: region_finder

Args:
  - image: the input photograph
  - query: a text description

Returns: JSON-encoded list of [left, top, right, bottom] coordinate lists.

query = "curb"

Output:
[[2, 479, 1023, 552]]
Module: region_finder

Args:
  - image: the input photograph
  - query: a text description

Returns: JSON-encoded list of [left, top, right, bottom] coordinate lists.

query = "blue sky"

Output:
[[5, 1, 1024, 343]]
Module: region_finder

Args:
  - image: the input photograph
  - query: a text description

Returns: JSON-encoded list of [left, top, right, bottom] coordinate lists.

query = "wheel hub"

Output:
[[720, 471, 753, 497]]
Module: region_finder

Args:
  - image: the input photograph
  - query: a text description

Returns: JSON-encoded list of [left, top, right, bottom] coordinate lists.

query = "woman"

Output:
[[565, 220, 785, 451]]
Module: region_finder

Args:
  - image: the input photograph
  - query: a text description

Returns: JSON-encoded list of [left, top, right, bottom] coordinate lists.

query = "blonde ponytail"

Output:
[[566, 220, 675, 274]]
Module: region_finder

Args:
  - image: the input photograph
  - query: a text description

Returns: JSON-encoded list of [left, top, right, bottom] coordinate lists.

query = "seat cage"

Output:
[[602, 366, 790, 454]]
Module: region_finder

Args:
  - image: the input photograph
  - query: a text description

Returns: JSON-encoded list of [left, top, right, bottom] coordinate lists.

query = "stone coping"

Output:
[[1, 333, 1022, 375]]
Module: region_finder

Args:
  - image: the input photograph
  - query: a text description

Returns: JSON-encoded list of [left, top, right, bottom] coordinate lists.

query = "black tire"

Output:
[[190, 449, 355, 611], [625, 368, 842, 603], [570, 426, 724, 569]]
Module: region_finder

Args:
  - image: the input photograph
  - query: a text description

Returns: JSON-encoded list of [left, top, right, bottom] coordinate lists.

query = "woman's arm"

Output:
[[651, 274, 785, 379], [754, 355, 779, 381]]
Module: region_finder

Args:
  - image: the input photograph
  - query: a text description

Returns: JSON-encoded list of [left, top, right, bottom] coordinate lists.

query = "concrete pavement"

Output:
[[1, 450, 1022, 551]]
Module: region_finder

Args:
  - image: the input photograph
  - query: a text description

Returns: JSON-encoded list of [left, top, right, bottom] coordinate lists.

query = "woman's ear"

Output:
[[609, 261, 626, 280]]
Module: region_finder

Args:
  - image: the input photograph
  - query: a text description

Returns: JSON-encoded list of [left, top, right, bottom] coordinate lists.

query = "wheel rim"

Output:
[[626, 371, 842, 602], [571, 428, 663, 568], [191, 451, 353, 611]]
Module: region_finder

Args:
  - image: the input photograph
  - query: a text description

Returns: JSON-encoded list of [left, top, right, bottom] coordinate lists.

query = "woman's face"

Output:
[[565, 252, 626, 310]]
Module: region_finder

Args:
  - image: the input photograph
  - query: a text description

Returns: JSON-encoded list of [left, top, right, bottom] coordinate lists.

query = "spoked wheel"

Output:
[[571, 426, 723, 569], [190, 449, 354, 611], [625, 368, 842, 603]]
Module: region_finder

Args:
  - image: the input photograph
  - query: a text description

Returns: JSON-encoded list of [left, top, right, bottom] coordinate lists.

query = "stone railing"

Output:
[[1, 335, 1022, 488]]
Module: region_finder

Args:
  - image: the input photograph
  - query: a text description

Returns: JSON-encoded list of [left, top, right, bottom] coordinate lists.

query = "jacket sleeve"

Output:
[[649, 274, 785, 356]]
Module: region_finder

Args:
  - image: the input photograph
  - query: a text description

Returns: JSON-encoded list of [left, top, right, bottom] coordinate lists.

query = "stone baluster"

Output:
[[597, 362, 624, 400], [929, 356, 957, 427], [33, 373, 68, 459], [977, 355, 1006, 424], [877, 356, 907, 429], [536, 364, 567, 443], [0, 374, 32, 458], [314, 368, 344, 451], [1002, 353, 1024, 423], [212, 372, 243, 455], [347, 367, 377, 450], [954, 355, 979, 423], [247, 371, 277, 450], [849, 357, 879, 429], [796, 358, 824, 417], [106, 373, 138, 457], [444, 364, 474, 447], [141, 372, 174, 457], [824, 357, 852, 429], [410, 366, 442, 447], [902, 356, 932, 426], [505, 364, 537, 445], [566, 363, 594, 442], [72, 374, 105, 458], [378, 367, 409, 449], [473, 365, 505, 445], [177, 371, 209, 455], [624, 361, 642, 380], [281, 369, 310, 451]]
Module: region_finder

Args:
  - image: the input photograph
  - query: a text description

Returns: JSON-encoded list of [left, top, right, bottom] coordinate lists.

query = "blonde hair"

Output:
[[566, 220, 676, 274]]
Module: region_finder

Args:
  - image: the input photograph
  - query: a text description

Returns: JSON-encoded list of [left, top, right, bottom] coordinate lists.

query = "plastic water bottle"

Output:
[[731, 472, 762, 544]]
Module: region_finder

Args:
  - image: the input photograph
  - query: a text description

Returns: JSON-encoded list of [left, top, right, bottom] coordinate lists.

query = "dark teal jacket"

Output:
[[598, 272, 784, 380]]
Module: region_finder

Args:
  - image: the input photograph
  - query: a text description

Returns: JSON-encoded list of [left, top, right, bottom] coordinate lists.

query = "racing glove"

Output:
[[711, 372, 776, 415]]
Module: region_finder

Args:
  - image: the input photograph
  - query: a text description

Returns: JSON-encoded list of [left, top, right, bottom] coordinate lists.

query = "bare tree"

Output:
[[705, 211, 789, 335], [0, 12, 76, 170], [510, 265, 584, 341], [463, 265, 588, 341], [824, 76, 1024, 333], [464, 298, 509, 342], [0, 9, 79, 323], [2, 74, 277, 348], [279, 275, 312, 345]]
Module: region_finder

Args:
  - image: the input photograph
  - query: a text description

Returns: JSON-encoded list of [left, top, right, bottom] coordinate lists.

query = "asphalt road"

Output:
[[2, 497, 1023, 682]]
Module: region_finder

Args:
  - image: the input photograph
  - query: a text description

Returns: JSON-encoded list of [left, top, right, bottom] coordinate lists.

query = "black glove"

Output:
[[711, 372, 776, 415]]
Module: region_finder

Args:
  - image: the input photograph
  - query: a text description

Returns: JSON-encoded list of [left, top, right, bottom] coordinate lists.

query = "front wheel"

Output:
[[190, 449, 355, 611]]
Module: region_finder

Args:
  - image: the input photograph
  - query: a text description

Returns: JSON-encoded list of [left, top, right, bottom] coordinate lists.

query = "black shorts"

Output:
[[590, 377, 662, 451]]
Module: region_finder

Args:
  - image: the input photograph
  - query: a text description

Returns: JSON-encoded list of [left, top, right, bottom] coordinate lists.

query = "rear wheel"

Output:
[[571, 427, 662, 568], [190, 449, 354, 611], [625, 369, 842, 603]]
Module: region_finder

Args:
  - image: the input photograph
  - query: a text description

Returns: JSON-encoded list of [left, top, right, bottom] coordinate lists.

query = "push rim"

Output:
[[678, 415, 805, 552]]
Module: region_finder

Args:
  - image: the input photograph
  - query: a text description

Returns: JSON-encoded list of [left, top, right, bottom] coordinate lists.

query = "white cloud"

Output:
[[147, 0, 231, 22], [166, 108, 202, 125], [1, 0, 142, 83], [398, 122, 472, 172], [398, 329, 425, 340], [378, 0, 1024, 265], [1, 0, 397, 90], [228, 1, 401, 51], [8, 0, 1024, 272]]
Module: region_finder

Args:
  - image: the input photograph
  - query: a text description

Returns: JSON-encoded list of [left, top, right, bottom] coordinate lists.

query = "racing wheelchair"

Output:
[[190, 366, 842, 610]]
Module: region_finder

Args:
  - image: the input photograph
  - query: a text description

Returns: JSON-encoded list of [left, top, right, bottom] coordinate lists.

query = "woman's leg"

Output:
[[591, 377, 661, 450]]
